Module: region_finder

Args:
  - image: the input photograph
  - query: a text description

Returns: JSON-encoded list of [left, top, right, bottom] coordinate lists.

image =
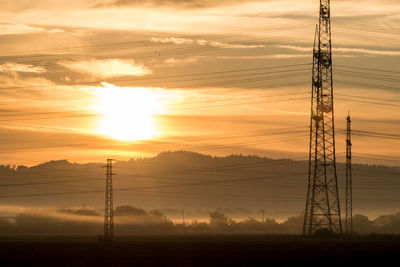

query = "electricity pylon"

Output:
[[303, 0, 342, 235], [345, 113, 353, 233], [104, 159, 115, 241]]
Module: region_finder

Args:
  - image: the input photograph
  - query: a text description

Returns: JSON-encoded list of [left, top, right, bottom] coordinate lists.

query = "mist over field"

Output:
[[1, 205, 400, 235]]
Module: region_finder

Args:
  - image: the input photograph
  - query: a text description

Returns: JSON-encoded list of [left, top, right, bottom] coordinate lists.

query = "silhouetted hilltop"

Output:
[[34, 160, 72, 168], [130, 151, 282, 170]]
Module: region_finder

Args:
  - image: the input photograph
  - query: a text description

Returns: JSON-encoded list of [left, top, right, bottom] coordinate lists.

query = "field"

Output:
[[0, 235, 399, 266]]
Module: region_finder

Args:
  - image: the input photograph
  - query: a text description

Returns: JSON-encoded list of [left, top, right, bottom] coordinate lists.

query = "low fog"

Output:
[[0, 205, 399, 235]]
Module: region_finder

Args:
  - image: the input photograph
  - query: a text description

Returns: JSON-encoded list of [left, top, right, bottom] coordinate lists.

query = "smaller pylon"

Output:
[[104, 159, 115, 241], [345, 112, 353, 233]]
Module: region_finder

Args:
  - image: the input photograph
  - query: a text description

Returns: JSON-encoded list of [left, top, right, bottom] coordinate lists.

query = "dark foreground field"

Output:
[[0, 235, 399, 266]]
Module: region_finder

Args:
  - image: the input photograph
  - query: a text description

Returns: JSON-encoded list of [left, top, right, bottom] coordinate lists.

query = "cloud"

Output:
[[217, 54, 310, 59], [164, 56, 206, 66], [0, 76, 54, 95], [278, 45, 400, 56], [63, 59, 152, 78], [0, 22, 64, 35], [0, 22, 46, 35], [0, 62, 46, 74], [276, 45, 312, 52], [335, 47, 400, 56], [151, 37, 194, 45], [0, 63, 52, 93], [47, 28, 65, 34], [0, 0, 94, 12], [151, 37, 265, 49], [0, 62, 54, 99], [94, 0, 265, 9], [200, 40, 265, 49]]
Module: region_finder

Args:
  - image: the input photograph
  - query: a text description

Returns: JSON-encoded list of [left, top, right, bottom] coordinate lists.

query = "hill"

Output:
[[0, 151, 399, 220]]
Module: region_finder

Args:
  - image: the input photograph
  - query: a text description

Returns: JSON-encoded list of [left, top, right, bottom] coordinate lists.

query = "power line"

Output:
[[336, 93, 399, 104], [336, 96, 400, 108], [0, 32, 313, 67], [0, 155, 305, 187], [0, 165, 305, 199], [336, 71, 400, 84], [335, 20, 400, 36], [0, 63, 310, 92], [0, 63, 398, 93], [336, 65, 400, 75], [336, 80, 400, 92], [0, 23, 313, 57]]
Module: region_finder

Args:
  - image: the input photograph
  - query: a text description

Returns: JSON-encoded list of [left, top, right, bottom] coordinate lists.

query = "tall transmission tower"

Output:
[[345, 113, 353, 233], [303, 0, 342, 235], [104, 159, 115, 241]]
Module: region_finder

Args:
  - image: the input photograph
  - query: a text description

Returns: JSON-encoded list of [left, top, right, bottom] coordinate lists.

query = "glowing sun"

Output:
[[94, 83, 162, 141]]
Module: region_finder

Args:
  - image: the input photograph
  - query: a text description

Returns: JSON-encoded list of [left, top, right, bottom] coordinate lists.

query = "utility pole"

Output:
[[182, 209, 185, 225], [345, 112, 353, 233], [303, 0, 342, 235], [262, 209, 265, 223], [104, 159, 115, 241]]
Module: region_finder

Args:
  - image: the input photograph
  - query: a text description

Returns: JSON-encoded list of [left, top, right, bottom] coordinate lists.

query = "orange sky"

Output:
[[0, 0, 399, 166]]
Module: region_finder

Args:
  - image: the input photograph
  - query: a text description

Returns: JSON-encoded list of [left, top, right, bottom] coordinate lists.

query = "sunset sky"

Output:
[[0, 0, 399, 166]]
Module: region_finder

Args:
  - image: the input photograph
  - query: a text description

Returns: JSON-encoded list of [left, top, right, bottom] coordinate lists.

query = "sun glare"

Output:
[[94, 83, 163, 141]]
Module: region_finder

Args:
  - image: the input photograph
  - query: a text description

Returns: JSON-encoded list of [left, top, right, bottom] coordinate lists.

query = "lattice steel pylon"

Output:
[[303, 0, 342, 235], [104, 159, 115, 241], [345, 113, 353, 233]]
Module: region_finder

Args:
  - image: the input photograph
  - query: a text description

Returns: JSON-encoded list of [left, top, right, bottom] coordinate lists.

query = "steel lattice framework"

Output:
[[303, 0, 342, 235], [345, 113, 353, 233], [104, 159, 115, 241]]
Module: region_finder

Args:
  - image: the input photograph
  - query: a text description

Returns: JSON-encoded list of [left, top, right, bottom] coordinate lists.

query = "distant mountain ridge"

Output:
[[0, 151, 399, 220]]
